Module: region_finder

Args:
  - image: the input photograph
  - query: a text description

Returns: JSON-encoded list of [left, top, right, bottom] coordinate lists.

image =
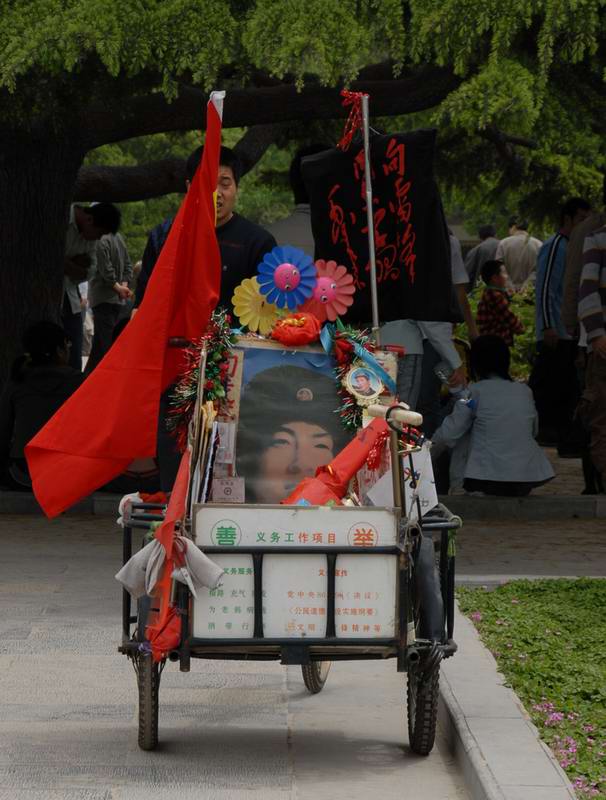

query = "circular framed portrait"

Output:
[[343, 364, 384, 406]]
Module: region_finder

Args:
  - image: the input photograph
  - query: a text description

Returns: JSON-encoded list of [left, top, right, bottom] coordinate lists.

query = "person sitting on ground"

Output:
[[431, 335, 554, 496], [476, 260, 524, 346], [0, 322, 84, 490]]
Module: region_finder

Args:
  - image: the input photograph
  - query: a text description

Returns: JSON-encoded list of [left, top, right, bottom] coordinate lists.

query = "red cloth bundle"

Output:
[[271, 313, 321, 346]]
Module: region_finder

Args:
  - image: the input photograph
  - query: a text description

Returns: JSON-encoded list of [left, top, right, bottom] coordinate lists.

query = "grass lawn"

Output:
[[457, 579, 606, 799]]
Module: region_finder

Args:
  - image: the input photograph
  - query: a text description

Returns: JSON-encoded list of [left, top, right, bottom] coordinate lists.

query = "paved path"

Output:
[[0, 515, 468, 800], [457, 518, 606, 584]]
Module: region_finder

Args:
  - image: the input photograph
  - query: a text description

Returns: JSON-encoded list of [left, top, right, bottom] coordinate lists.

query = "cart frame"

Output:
[[119, 503, 459, 671]]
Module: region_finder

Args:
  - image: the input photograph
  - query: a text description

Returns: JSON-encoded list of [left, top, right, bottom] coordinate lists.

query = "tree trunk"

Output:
[[0, 133, 84, 388]]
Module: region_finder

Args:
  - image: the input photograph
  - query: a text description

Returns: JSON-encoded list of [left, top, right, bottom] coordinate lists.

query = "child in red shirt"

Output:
[[476, 260, 524, 347]]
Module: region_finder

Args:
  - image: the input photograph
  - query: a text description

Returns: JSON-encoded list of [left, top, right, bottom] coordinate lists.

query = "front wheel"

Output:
[[407, 647, 441, 756], [137, 652, 160, 750], [302, 661, 331, 693]]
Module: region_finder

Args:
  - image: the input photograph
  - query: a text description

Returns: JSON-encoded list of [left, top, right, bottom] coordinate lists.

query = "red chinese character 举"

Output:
[[353, 528, 377, 547]]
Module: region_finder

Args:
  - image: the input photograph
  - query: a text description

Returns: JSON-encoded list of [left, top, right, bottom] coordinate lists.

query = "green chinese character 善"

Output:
[[215, 525, 237, 546]]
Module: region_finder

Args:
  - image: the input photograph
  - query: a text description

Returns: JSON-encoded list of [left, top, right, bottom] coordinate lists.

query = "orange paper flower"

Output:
[[300, 260, 355, 322]]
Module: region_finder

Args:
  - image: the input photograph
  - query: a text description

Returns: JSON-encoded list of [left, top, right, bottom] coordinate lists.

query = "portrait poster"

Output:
[[301, 129, 458, 324], [217, 339, 354, 504]]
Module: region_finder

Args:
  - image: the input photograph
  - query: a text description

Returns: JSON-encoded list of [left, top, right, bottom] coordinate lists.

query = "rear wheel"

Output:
[[137, 652, 160, 750], [302, 661, 331, 693], [407, 646, 441, 756]]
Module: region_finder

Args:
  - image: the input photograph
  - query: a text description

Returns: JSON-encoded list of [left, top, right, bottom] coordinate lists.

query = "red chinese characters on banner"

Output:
[[326, 137, 416, 292]]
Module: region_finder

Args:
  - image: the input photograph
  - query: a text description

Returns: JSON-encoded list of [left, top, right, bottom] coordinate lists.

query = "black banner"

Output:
[[302, 129, 457, 323]]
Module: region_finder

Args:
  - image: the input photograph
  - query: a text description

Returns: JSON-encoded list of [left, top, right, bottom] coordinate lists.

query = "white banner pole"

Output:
[[361, 93, 380, 344]]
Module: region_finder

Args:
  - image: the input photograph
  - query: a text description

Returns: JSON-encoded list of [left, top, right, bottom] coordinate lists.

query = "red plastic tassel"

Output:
[[337, 89, 366, 151]]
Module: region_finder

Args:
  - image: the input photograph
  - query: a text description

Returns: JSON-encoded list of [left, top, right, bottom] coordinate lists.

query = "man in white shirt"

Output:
[[495, 217, 542, 290], [63, 203, 122, 370]]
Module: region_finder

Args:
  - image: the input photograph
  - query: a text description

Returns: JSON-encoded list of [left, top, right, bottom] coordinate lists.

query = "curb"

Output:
[[440, 608, 576, 800], [1, 490, 604, 520], [0, 491, 122, 516], [439, 494, 606, 520]]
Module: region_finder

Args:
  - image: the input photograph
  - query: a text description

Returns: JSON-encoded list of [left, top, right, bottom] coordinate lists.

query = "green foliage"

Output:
[[243, 0, 405, 86], [458, 580, 606, 798], [0, 0, 236, 93], [4, 0, 606, 241]]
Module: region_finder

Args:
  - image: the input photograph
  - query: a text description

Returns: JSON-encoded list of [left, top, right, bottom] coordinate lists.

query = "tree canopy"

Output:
[[4, 0, 604, 225], [1, 0, 606, 379]]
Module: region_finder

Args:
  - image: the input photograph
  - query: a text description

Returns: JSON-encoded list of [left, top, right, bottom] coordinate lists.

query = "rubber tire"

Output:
[[301, 661, 331, 693], [407, 655, 440, 756], [138, 652, 160, 751]]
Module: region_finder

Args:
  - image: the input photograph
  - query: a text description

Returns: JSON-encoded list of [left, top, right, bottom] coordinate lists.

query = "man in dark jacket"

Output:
[[134, 146, 276, 313], [134, 146, 276, 491]]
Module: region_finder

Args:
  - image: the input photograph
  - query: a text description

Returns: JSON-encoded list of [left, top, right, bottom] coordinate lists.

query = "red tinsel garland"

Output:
[[337, 90, 366, 151]]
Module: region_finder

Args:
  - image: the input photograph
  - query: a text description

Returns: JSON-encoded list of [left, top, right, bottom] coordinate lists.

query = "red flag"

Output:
[[26, 92, 225, 518]]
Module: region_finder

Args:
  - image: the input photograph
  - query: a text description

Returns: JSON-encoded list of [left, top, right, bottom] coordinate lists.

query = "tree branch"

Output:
[[74, 158, 185, 202], [74, 123, 280, 201], [478, 125, 537, 168], [81, 64, 461, 148], [232, 123, 283, 173]]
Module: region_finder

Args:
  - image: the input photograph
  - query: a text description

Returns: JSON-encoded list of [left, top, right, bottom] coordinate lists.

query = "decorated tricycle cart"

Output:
[[119, 378, 460, 755], [116, 91, 462, 757]]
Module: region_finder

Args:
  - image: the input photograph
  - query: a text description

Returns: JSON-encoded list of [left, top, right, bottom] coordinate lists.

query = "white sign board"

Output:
[[192, 554, 255, 639], [335, 555, 396, 638], [192, 505, 399, 640], [193, 505, 398, 549], [262, 555, 328, 638]]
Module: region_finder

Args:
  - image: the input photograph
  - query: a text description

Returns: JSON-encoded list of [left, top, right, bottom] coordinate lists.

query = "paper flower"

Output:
[[232, 277, 279, 335], [300, 259, 355, 322], [257, 245, 317, 310]]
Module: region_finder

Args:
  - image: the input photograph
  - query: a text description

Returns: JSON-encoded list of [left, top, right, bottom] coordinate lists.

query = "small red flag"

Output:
[[145, 450, 190, 661], [26, 92, 225, 518]]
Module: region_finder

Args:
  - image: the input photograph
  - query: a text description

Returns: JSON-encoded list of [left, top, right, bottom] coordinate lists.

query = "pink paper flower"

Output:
[[300, 259, 355, 322]]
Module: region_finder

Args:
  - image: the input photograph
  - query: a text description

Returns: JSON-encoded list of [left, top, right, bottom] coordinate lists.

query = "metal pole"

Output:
[[361, 94, 380, 344]]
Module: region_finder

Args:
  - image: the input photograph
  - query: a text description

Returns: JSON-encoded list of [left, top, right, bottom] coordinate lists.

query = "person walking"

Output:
[[464, 224, 499, 291], [530, 198, 591, 446], [63, 203, 122, 370], [86, 230, 133, 372], [495, 217, 542, 290]]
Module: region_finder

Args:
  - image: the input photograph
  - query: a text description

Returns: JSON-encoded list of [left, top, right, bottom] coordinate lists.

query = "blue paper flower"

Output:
[[257, 245, 317, 310]]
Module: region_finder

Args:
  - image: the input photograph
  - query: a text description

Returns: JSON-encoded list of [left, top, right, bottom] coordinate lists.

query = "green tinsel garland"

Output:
[[167, 308, 237, 450]]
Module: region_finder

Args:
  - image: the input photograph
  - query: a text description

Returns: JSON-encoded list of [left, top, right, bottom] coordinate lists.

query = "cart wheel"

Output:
[[407, 647, 441, 756], [137, 652, 160, 751], [301, 661, 331, 693]]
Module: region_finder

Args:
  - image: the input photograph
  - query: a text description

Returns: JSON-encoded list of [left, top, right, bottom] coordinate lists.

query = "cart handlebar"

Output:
[[367, 403, 423, 427]]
